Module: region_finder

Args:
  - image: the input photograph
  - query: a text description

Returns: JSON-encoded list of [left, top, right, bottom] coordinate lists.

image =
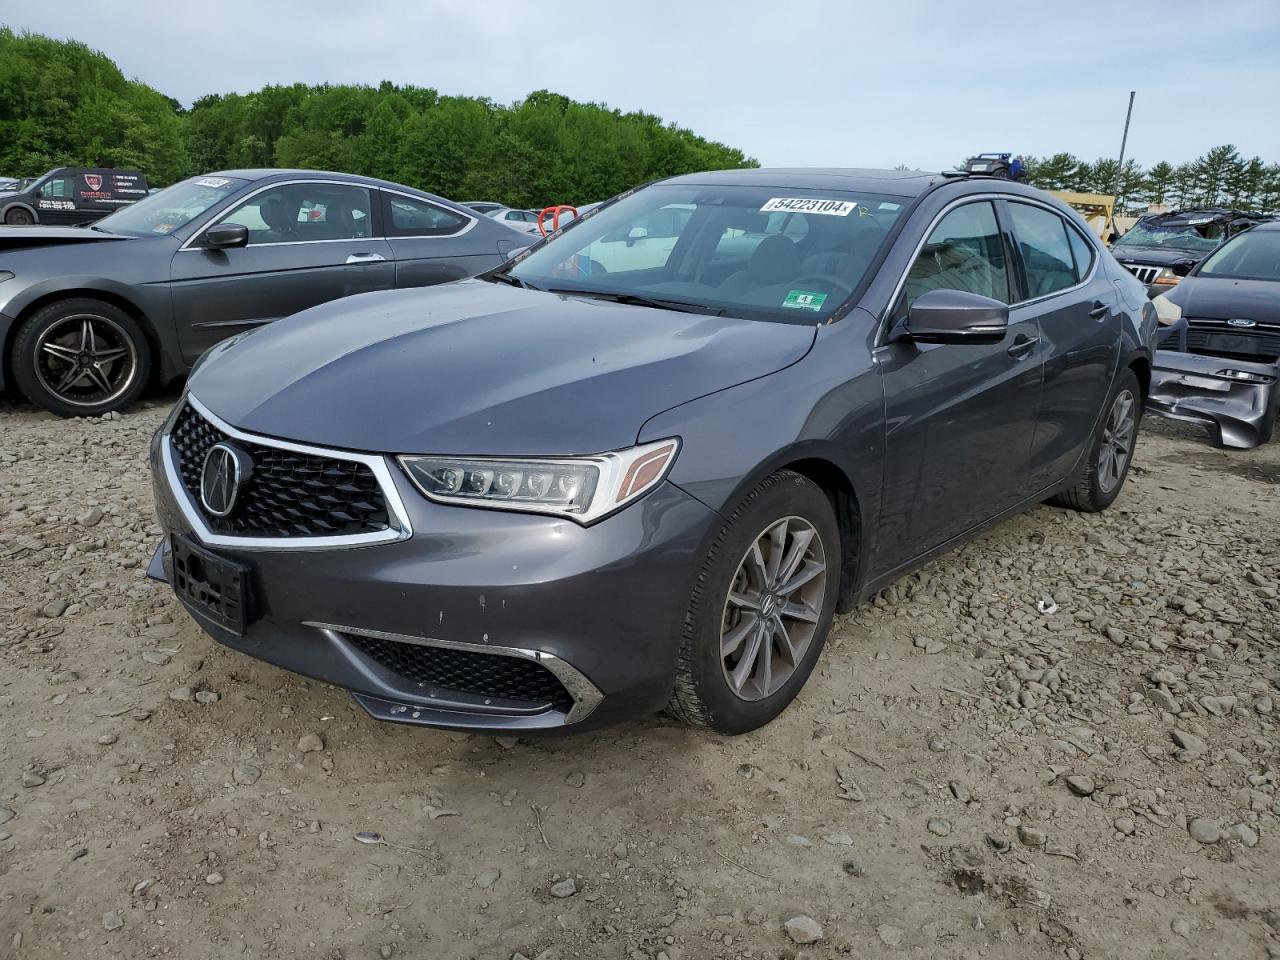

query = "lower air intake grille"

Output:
[[342, 633, 574, 712]]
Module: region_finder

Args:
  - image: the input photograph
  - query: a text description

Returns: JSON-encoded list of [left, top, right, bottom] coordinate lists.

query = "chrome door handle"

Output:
[[346, 252, 387, 264], [1007, 335, 1040, 359]]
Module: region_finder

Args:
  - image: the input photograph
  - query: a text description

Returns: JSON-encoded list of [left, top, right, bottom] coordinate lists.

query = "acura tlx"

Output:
[[148, 167, 1155, 735]]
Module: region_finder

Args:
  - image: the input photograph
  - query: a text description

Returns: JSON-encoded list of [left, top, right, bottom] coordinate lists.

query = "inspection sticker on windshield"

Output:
[[782, 290, 827, 311], [195, 177, 232, 188], [761, 197, 855, 217]]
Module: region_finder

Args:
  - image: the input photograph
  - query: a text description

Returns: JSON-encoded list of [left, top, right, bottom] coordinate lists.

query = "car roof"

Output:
[[661, 167, 947, 198], [202, 169, 473, 213]]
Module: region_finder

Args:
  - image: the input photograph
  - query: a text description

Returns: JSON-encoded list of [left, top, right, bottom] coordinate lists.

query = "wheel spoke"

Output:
[[729, 623, 765, 693], [80, 319, 93, 353], [756, 626, 773, 695], [774, 616, 799, 665], [41, 342, 79, 362], [55, 365, 86, 392], [764, 519, 788, 583], [746, 541, 769, 588], [721, 613, 757, 658], [84, 365, 113, 394], [775, 527, 814, 587], [727, 590, 760, 611], [92, 346, 129, 365], [781, 599, 819, 623], [777, 558, 824, 598]]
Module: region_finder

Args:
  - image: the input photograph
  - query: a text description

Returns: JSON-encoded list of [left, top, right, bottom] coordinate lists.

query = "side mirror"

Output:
[[201, 223, 249, 250], [902, 289, 1009, 345], [626, 226, 648, 247]]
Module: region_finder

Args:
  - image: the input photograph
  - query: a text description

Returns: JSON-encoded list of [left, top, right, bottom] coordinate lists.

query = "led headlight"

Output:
[[399, 438, 679, 524]]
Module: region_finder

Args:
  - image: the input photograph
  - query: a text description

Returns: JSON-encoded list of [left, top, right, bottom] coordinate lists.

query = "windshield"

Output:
[[1113, 219, 1224, 255], [508, 183, 907, 322], [1198, 229, 1280, 282], [95, 175, 248, 236]]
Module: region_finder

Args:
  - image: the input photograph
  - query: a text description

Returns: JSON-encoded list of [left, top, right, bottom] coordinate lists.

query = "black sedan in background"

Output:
[[1148, 220, 1280, 447], [148, 168, 1156, 735], [0, 170, 531, 416]]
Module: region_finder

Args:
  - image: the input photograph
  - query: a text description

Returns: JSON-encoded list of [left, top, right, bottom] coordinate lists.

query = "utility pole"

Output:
[[1112, 91, 1136, 204]]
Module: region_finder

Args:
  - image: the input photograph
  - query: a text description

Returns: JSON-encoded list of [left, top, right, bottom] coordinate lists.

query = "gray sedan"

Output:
[[0, 170, 530, 416], [147, 167, 1157, 735]]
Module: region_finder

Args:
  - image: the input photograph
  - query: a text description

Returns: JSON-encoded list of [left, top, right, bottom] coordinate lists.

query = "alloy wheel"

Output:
[[720, 516, 828, 701], [33, 314, 138, 409], [1097, 389, 1136, 493]]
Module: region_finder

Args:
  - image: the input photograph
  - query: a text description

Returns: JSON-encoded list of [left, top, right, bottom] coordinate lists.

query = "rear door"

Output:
[[170, 180, 394, 362], [1004, 200, 1119, 489], [875, 199, 1043, 572], [379, 191, 502, 288]]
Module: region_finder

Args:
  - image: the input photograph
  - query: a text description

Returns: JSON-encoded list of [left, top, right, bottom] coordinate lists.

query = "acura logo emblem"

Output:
[[200, 442, 252, 517], [1226, 318, 1257, 328]]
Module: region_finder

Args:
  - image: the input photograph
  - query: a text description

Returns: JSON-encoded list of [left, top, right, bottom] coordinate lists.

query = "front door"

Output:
[[170, 181, 394, 362], [33, 174, 79, 225], [875, 199, 1044, 573]]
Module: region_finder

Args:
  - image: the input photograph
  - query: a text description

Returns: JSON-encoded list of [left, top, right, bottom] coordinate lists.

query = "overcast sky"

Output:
[[5, 0, 1279, 170]]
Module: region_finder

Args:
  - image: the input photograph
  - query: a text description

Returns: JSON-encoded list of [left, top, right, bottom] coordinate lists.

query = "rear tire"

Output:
[[11, 298, 151, 417], [4, 206, 35, 225], [1050, 369, 1141, 512], [667, 470, 840, 734]]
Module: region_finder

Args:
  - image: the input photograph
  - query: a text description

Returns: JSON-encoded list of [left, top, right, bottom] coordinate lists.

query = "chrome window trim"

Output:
[[304, 621, 604, 724], [380, 186, 478, 240], [178, 178, 381, 252], [161, 392, 414, 550], [877, 192, 1101, 346]]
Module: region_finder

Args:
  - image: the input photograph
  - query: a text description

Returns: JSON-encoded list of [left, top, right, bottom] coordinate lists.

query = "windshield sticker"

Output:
[[195, 177, 232, 188], [782, 290, 828, 311], [761, 197, 855, 217]]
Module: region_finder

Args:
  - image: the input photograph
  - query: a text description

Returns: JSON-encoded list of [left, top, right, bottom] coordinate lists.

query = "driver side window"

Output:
[[219, 183, 372, 245], [901, 202, 1012, 312]]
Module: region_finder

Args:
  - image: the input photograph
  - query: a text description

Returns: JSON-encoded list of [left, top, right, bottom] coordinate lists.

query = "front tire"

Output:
[[4, 206, 35, 225], [667, 470, 840, 734], [11, 298, 151, 417], [1050, 369, 1141, 512]]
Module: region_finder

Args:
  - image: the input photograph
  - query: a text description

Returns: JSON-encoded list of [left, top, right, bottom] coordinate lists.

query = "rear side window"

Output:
[[902, 201, 1012, 309], [1066, 224, 1095, 281], [384, 193, 469, 236], [1008, 202, 1078, 298]]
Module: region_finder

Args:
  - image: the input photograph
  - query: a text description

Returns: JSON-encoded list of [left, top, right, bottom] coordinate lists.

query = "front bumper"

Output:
[[1147, 339, 1279, 449], [147, 411, 718, 734]]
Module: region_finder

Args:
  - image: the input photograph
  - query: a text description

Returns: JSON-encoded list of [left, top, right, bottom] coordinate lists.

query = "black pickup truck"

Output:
[[0, 167, 149, 226]]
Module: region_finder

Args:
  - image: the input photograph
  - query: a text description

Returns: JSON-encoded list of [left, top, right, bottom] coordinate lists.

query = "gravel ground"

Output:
[[1, 394, 1278, 960]]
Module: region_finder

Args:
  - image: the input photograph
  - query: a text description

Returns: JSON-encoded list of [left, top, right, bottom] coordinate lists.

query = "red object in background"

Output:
[[538, 205, 579, 237]]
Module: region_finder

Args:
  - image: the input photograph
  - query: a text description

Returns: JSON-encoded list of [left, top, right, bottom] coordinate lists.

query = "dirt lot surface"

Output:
[[1, 395, 1278, 960]]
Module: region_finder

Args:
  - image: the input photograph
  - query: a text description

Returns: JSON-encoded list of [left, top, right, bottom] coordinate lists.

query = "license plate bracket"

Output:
[[1206, 332, 1259, 355], [170, 534, 251, 635]]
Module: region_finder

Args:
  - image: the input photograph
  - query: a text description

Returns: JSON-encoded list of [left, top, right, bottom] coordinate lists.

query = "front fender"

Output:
[[0, 201, 39, 224]]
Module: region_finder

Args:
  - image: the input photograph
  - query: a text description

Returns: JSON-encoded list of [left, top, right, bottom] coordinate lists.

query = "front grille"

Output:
[[343, 633, 574, 712], [170, 403, 390, 537], [1184, 323, 1280, 363], [1122, 264, 1162, 285]]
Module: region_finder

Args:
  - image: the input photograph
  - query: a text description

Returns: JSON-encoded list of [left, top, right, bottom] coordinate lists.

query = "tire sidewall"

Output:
[[4, 206, 35, 226], [683, 472, 841, 734], [11, 299, 151, 417], [1086, 370, 1141, 509]]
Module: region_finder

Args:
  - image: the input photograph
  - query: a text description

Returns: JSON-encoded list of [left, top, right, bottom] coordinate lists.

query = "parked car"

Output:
[[0, 169, 531, 416], [462, 201, 506, 215], [0, 167, 149, 226], [1110, 209, 1269, 295], [486, 207, 542, 233], [147, 167, 1155, 735], [1147, 219, 1280, 448]]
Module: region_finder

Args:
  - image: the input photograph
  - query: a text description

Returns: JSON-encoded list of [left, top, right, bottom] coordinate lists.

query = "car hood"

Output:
[[1173, 276, 1280, 324], [189, 280, 817, 456], [0, 225, 132, 251], [1111, 247, 1203, 269]]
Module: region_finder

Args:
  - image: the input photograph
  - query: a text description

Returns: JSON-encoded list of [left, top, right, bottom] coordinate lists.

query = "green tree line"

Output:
[[0, 28, 756, 207], [1018, 146, 1280, 214]]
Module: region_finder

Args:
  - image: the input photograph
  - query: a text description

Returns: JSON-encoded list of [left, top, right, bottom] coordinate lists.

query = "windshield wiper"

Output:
[[482, 270, 542, 291], [546, 288, 724, 316]]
